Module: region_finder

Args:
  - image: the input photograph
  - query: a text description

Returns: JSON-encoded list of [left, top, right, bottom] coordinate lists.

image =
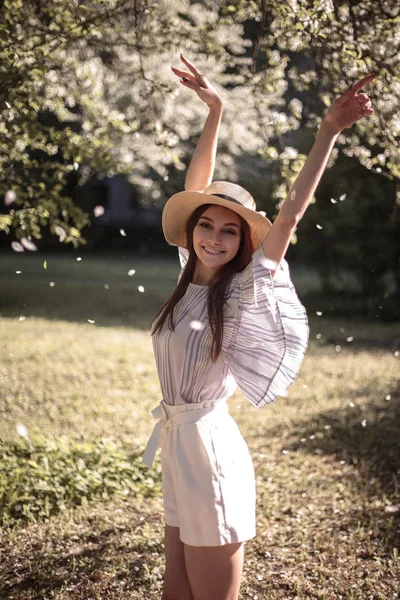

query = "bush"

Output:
[[0, 436, 161, 527]]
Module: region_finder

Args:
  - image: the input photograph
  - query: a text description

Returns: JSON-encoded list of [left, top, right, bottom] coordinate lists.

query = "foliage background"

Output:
[[0, 0, 399, 312]]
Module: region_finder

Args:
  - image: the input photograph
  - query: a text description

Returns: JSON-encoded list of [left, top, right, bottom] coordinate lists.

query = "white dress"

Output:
[[144, 245, 309, 546]]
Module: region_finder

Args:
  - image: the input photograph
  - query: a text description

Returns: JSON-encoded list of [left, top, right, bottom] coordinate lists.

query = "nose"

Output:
[[207, 230, 222, 245]]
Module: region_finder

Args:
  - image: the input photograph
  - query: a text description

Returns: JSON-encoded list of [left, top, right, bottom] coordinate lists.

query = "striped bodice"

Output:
[[152, 246, 309, 410]]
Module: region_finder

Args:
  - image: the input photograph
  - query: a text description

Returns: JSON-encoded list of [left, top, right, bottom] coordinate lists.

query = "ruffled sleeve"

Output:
[[222, 245, 309, 409], [177, 247, 189, 281]]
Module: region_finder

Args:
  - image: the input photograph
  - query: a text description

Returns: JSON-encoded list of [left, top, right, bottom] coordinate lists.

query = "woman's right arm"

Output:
[[171, 54, 223, 191]]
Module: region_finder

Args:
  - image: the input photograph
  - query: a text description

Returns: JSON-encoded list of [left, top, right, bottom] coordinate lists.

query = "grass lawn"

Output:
[[0, 252, 399, 599]]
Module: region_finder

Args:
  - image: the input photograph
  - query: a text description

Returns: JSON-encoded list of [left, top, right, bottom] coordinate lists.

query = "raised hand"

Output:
[[171, 54, 222, 108], [324, 73, 376, 133]]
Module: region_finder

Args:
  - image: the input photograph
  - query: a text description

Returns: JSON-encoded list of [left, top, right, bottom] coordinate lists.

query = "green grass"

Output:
[[0, 253, 399, 599]]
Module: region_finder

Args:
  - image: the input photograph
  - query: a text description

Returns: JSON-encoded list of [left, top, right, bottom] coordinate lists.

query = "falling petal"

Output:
[[76, 257, 82, 262], [258, 255, 278, 270], [11, 241, 24, 252], [189, 320, 205, 331], [55, 226, 66, 241], [290, 190, 296, 201], [21, 237, 38, 251], [303, 384, 308, 388], [316, 333, 322, 339], [316, 311, 323, 316], [346, 336, 353, 342], [73, 162, 79, 170], [128, 269, 136, 276], [316, 224, 323, 230], [385, 395, 391, 401], [104, 284, 110, 290], [16, 424, 29, 438], [87, 319, 95, 324], [43, 260, 47, 269], [361, 419, 367, 427], [138, 285, 145, 293], [335, 345, 341, 352], [324, 425, 331, 429], [258, 210, 267, 216], [49, 282, 55, 287], [330, 198, 337, 204], [349, 401, 355, 407], [385, 505, 400, 514], [5, 190, 16, 205], [5, 101, 11, 108], [94, 205, 105, 217], [120, 229, 127, 237], [16, 271, 21, 274], [339, 194, 347, 201], [19, 316, 25, 321], [394, 351, 399, 357]]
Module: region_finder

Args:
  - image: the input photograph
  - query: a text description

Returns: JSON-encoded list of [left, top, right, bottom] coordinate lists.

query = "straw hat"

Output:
[[162, 181, 272, 252]]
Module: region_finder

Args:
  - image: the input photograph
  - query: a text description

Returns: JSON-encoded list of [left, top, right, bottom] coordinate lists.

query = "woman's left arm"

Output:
[[262, 74, 376, 267]]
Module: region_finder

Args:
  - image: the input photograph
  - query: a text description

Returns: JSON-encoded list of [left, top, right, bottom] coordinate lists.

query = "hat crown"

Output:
[[204, 181, 256, 211]]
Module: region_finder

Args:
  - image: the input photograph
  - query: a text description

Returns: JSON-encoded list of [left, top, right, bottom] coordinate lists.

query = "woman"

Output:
[[143, 54, 375, 600]]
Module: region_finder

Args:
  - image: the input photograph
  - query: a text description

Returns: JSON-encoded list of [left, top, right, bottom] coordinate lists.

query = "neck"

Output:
[[192, 260, 218, 285]]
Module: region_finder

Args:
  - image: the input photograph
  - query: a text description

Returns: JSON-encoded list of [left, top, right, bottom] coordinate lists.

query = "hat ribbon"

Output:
[[211, 193, 246, 205]]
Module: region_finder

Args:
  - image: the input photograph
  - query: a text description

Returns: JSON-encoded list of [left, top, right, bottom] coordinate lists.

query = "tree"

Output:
[[0, 0, 399, 304]]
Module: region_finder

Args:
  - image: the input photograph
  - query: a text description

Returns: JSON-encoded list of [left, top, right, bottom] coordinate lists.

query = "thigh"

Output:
[[162, 524, 193, 600], [183, 541, 244, 600]]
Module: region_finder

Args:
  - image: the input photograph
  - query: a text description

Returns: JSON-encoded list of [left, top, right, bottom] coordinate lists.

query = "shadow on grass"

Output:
[[0, 284, 165, 330], [2, 252, 399, 337], [0, 502, 164, 600], [251, 388, 400, 553], [287, 391, 400, 489], [0, 252, 178, 331]]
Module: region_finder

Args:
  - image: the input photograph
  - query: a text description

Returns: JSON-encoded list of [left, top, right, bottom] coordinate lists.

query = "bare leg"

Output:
[[183, 540, 244, 600], [161, 524, 194, 600]]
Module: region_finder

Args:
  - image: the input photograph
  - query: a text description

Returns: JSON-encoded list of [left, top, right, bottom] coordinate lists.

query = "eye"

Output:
[[199, 222, 211, 229], [224, 229, 236, 235]]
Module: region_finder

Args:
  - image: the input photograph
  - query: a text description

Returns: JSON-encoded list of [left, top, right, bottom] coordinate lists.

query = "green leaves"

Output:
[[0, 436, 161, 527], [0, 0, 398, 261]]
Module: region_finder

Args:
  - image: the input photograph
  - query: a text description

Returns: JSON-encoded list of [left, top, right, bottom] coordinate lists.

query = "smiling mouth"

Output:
[[202, 246, 225, 255]]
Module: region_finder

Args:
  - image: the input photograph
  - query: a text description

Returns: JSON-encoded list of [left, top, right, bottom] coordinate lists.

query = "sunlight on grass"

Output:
[[0, 252, 399, 599]]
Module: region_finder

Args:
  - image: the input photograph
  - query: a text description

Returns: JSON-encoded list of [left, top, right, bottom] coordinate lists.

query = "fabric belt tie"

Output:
[[142, 399, 228, 468]]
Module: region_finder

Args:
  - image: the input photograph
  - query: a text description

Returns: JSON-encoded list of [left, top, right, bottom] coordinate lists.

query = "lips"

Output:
[[202, 246, 225, 255]]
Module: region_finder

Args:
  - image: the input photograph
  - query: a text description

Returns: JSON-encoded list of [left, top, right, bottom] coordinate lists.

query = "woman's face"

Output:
[[192, 205, 242, 282]]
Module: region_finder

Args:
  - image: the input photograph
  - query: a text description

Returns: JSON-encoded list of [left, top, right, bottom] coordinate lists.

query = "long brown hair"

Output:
[[151, 203, 253, 361]]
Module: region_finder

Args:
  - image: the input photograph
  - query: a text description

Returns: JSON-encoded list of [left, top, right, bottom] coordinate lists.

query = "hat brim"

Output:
[[162, 190, 272, 252]]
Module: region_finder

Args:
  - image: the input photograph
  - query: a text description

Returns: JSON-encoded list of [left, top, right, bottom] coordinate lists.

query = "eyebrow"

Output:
[[199, 216, 240, 228]]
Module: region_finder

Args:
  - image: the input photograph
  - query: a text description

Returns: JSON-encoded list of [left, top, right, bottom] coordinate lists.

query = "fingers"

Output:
[[180, 53, 207, 87], [351, 73, 377, 95], [179, 53, 202, 77], [171, 55, 208, 90], [335, 73, 376, 107], [171, 66, 194, 80], [355, 93, 369, 103], [179, 77, 197, 90]]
